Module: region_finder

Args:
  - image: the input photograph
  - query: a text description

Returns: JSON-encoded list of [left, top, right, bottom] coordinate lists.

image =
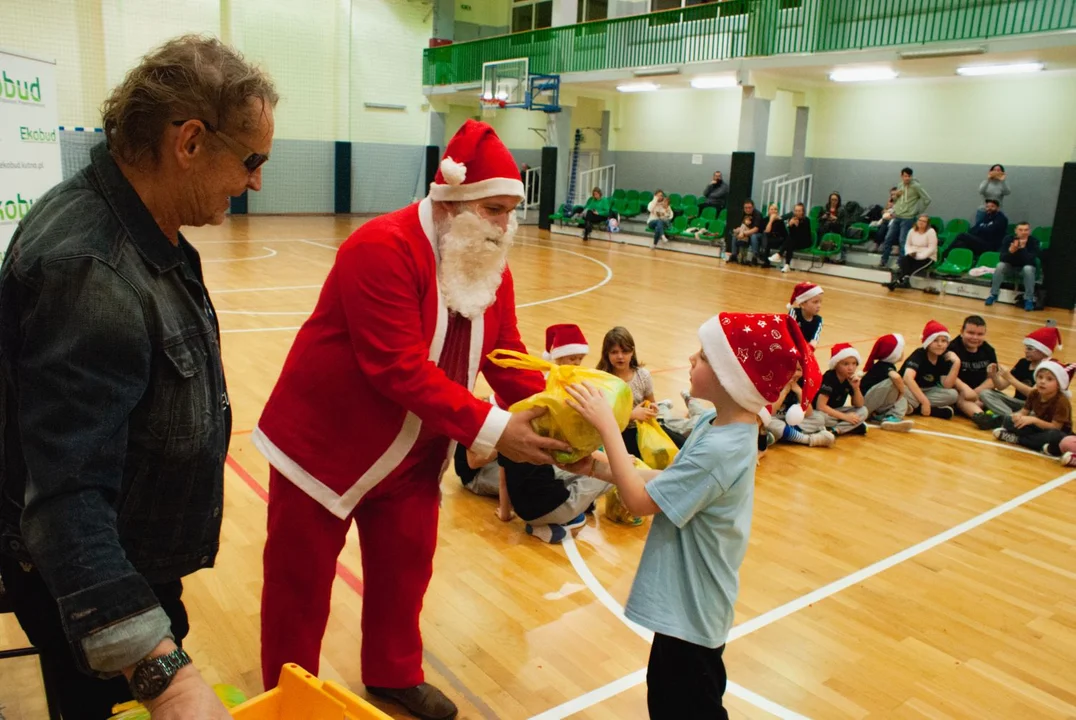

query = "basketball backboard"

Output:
[[481, 59, 529, 108]]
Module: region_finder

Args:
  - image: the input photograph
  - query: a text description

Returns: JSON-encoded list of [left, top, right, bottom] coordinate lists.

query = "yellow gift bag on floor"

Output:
[[636, 404, 679, 471], [486, 349, 633, 465], [604, 456, 652, 526]]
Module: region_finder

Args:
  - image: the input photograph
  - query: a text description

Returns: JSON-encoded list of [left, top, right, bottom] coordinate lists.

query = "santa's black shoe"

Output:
[[367, 683, 458, 720]]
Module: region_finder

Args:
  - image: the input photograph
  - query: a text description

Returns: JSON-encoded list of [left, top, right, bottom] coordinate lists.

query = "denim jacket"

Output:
[[0, 143, 231, 676]]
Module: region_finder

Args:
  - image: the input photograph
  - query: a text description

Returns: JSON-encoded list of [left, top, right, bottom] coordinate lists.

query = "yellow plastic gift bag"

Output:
[[486, 349, 633, 465], [604, 456, 651, 526], [636, 404, 679, 470]]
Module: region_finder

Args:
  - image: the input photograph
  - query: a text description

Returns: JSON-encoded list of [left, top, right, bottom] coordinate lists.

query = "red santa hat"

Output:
[[864, 334, 905, 372], [828, 342, 862, 370], [429, 119, 525, 203], [1024, 326, 1063, 357], [542, 324, 589, 361], [921, 320, 950, 349], [1034, 360, 1074, 398], [698, 312, 822, 427], [786, 282, 823, 310]]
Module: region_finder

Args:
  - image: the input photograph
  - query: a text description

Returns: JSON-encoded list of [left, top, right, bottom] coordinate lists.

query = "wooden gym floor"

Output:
[[2, 215, 1075, 720]]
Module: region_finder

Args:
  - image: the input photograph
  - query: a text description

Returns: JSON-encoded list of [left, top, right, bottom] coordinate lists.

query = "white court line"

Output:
[[297, 238, 340, 252], [217, 309, 312, 316], [909, 427, 1048, 457], [213, 284, 323, 294], [515, 243, 613, 308], [202, 246, 278, 263], [534, 432, 1076, 719]]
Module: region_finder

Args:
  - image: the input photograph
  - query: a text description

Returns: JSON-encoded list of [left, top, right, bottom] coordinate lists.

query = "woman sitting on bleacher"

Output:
[[886, 214, 937, 291], [580, 187, 616, 241], [647, 190, 674, 246]]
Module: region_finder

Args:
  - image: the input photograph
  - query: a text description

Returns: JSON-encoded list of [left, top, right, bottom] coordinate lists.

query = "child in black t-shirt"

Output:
[[948, 316, 999, 419], [786, 282, 824, 348], [976, 326, 1062, 428], [764, 366, 836, 447], [860, 334, 914, 431], [799, 343, 869, 435], [497, 456, 612, 544], [900, 320, 960, 419]]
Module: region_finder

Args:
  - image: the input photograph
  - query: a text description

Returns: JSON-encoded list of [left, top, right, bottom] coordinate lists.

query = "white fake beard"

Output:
[[437, 211, 517, 319]]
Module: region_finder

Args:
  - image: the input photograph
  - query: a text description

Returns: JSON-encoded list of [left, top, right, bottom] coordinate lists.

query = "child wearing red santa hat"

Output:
[[994, 361, 1073, 454], [860, 334, 914, 431], [542, 323, 589, 366], [975, 325, 1063, 428], [763, 368, 836, 448], [797, 342, 870, 436], [898, 320, 960, 419], [564, 311, 821, 717], [786, 282, 824, 348]]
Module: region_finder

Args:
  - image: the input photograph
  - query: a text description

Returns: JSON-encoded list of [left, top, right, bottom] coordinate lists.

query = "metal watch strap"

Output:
[[129, 647, 192, 702]]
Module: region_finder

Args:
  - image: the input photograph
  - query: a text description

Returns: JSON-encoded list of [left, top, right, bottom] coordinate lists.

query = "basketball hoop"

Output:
[[480, 98, 506, 120]]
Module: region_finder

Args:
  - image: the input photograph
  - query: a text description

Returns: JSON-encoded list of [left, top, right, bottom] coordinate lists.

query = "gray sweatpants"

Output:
[[528, 471, 613, 526], [799, 405, 869, 434], [863, 379, 908, 420], [979, 389, 1025, 417], [904, 385, 959, 412], [462, 463, 500, 497]]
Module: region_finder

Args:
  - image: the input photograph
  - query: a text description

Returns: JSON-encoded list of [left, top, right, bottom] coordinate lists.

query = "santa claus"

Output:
[[254, 120, 569, 719]]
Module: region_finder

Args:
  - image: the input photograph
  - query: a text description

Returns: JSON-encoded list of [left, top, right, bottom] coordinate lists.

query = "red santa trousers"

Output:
[[260, 459, 441, 690]]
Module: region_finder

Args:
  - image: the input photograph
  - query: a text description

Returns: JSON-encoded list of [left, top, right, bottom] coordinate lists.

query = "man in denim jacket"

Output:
[[0, 36, 276, 719]]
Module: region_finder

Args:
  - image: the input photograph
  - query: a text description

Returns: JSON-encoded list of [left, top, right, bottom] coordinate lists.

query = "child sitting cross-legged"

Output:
[[860, 333, 914, 431], [798, 343, 869, 436], [974, 326, 1061, 429], [994, 360, 1073, 455], [497, 457, 613, 544], [563, 312, 822, 717], [900, 320, 960, 419], [764, 366, 836, 448]]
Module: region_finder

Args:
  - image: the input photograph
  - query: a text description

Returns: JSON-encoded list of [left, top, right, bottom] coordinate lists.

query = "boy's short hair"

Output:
[[962, 315, 987, 330], [901, 167, 913, 176], [1016, 221, 1031, 229]]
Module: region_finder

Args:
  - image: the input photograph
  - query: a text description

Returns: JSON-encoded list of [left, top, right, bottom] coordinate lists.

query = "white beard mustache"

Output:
[[436, 210, 517, 319]]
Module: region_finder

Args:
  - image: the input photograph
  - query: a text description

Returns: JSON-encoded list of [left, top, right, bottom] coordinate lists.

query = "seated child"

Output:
[[787, 282, 824, 348], [860, 333, 914, 431], [729, 213, 756, 264], [900, 321, 960, 419], [543, 323, 589, 367], [799, 343, 869, 436], [498, 456, 612, 544], [975, 326, 1061, 429], [563, 311, 822, 717], [764, 366, 836, 447], [453, 443, 499, 497], [993, 360, 1072, 454]]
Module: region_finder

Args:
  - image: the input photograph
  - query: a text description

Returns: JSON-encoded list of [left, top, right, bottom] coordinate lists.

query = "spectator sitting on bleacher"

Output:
[[948, 198, 1008, 257], [818, 192, 842, 238], [885, 214, 936, 291], [985, 222, 1040, 311], [581, 187, 616, 242], [870, 187, 899, 249], [770, 202, 812, 273], [700, 170, 729, 212], [978, 164, 1010, 216], [880, 167, 931, 269], [647, 190, 674, 246], [757, 203, 786, 269], [729, 200, 761, 264]]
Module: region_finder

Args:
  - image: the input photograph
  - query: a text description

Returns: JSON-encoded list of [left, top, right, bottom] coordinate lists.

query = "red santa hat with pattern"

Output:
[[921, 320, 951, 349], [698, 312, 823, 428], [864, 334, 905, 372], [1034, 360, 1074, 398], [429, 119, 525, 203], [828, 342, 862, 370], [542, 324, 589, 362], [1024, 326, 1063, 357], [787, 282, 823, 309]]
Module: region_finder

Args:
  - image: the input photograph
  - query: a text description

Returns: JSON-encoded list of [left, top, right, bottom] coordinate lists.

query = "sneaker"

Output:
[[563, 513, 587, 534], [985, 294, 997, 306], [869, 412, 888, 423], [880, 417, 913, 432], [1024, 299, 1035, 311], [661, 235, 669, 244], [1042, 443, 1061, 458], [769, 253, 783, 264], [992, 427, 1019, 443], [781, 264, 790, 273], [366, 683, 459, 720], [930, 407, 955, 420], [847, 423, 868, 436], [765, 431, 777, 448], [1061, 451, 1076, 467], [808, 430, 836, 447], [526, 523, 567, 544], [680, 389, 693, 407], [972, 411, 1004, 430]]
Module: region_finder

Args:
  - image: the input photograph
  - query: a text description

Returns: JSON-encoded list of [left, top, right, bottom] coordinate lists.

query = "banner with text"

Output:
[[1, 50, 62, 256]]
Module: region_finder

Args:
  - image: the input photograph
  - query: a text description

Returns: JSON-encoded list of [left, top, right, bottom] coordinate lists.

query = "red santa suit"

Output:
[[256, 121, 545, 690]]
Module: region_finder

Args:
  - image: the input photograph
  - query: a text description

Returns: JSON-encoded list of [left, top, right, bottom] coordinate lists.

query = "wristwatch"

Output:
[[129, 647, 193, 702]]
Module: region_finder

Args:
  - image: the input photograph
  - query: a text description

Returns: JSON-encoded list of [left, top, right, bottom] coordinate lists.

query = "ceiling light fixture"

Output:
[[617, 82, 660, 93], [956, 62, 1044, 76], [829, 67, 899, 83]]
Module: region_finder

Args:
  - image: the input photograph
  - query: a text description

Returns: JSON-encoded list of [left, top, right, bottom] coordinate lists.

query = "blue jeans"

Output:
[[648, 219, 669, 244], [749, 232, 768, 259], [990, 261, 1036, 298], [880, 217, 915, 266]]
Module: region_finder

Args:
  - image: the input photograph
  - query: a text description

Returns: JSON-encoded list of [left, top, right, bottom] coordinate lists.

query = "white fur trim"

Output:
[[429, 177, 525, 202], [1023, 338, 1053, 357], [419, 197, 438, 265], [541, 351, 553, 361], [440, 156, 467, 185], [550, 343, 589, 360], [473, 406, 511, 455], [922, 331, 950, 349], [883, 334, 905, 364], [1035, 360, 1071, 394], [791, 285, 823, 308], [758, 407, 772, 425], [828, 347, 862, 370], [698, 316, 768, 413]]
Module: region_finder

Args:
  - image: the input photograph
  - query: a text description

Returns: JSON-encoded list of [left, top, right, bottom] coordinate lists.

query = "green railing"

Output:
[[423, 0, 1076, 86]]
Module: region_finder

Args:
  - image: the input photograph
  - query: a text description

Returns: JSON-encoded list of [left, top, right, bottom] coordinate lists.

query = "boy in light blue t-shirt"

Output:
[[566, 312, 821, 718]]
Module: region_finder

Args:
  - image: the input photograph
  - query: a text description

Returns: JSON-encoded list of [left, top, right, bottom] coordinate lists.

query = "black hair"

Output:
[[901, 167, 913, 176], [962, 315, 987, 330], [990, 164, 1005, 172]]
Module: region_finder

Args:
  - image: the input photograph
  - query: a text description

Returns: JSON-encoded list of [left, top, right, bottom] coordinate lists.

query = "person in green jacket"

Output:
[[879, 167, 932, 268], [581, 187, 616, 241]]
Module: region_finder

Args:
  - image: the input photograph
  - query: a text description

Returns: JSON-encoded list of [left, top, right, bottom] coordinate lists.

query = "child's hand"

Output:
[[944, 351, 959, 364], [987, 363, 998, 379], [843, 412, 864, 425], [1012, 415, 1032, 429], [849, 375, 861, 389], [630, 403, 659, 422], [921, 400, 932, 417], [566, 382, 620, 435]]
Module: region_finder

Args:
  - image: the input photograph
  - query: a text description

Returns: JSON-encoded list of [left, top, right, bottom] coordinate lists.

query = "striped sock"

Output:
[[781, 424, 810, 445]]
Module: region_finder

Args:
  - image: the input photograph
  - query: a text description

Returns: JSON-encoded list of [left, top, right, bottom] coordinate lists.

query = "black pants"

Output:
[[1001, 417, 1067, 452], [647, 634, 728, 720], [896, 255, 932, 281], [622, 425, 688, 460], [948, 233, 992, 258], [0, 555, 189, 720], [584, 210, 618, 239]]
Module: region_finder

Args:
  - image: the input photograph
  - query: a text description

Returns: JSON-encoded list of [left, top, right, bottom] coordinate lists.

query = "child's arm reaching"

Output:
[[495, 467, 515, 522], [888, 369, 907, 396]]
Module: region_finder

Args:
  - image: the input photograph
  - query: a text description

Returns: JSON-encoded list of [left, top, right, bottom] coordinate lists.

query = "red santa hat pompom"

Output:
[[429, 119, 525, 203], [1024, 326, 1063, 357], [864, 333, 904, 372], [828, 342, 862, 370], [787, 282, 823, 309], [921, 320, 950, 349], [698, 312, 822, 427], [543, 324, 589, 361], [1034, 360, 1074, 398]]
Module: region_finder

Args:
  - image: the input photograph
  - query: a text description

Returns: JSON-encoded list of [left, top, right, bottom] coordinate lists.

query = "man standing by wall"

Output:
[[880, 167, 931, 269]]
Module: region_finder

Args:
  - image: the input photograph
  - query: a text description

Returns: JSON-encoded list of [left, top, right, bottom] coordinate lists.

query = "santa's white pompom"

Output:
[[785, 404, 805, 427], [757, 407, 772, 425], [440, 156, 467, 186]]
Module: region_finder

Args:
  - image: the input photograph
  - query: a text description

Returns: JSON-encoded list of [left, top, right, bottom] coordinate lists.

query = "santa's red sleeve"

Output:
[[482, 267, 547, 408], [336, 239, 507, 452]]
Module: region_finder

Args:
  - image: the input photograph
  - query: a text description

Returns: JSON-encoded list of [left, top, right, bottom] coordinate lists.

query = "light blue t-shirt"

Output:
[[624, 412, 756, 649]]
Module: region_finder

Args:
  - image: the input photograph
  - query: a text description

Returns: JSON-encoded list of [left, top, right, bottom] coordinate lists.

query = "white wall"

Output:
[[610, 87, 742, 154]]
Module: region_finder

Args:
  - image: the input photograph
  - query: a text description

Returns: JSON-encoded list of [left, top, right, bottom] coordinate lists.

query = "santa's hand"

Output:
[[496, 407, 572, 465]]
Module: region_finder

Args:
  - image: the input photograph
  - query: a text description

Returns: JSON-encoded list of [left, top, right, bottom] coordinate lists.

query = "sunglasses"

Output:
[[171, 119, 269, 173]]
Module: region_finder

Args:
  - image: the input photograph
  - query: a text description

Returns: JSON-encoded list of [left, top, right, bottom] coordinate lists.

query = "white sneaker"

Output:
[[781, 264, 790, 273], [660, 235, 669, 244], [880, 417, 913, 432], [768, 253, 782, 264], [808, 430, 836, 447], [1060, 451, 1075, 467]]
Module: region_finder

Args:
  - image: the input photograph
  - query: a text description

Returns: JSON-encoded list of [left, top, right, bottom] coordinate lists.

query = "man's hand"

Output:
[[496, 407, 573, 465], [145, 666, 230, 720]]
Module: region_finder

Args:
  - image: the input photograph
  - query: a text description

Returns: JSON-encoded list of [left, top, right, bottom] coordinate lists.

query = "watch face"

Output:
[[132, 661, 171, 700]]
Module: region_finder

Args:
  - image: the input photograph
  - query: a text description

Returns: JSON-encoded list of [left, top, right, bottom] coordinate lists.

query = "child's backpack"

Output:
[[863, 204, 883, 222]]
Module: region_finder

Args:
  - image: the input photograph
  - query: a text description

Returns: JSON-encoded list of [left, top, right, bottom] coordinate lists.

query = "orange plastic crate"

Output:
[[231, 664, 392, 720]]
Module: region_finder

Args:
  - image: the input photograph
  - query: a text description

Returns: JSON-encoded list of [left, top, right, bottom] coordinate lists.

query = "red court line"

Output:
[[232, 428, 253, 436]]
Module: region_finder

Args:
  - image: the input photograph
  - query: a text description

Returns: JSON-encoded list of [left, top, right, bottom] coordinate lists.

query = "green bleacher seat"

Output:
[[938, 218, 970, 251], [1032, 226, 1051, 249], [622, 201, 642, 218], [806, 232, 843, 259], [683, 203, 699, 220], [934, 247, 974, 276], [699, 206, 717, 221], [718, 209, 727, 223], [703, 218, 726, 241], [668, 193, 682, 210], [683, 194, 697, 206], [612, 189, 626, 201], [669, 215, 690, 237], [975, 251, 1000, 278], [929, 216, 945, 236], [844, 222, 871, 246], [639, 191, 653, 204], [626, 189, 640, 202]]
